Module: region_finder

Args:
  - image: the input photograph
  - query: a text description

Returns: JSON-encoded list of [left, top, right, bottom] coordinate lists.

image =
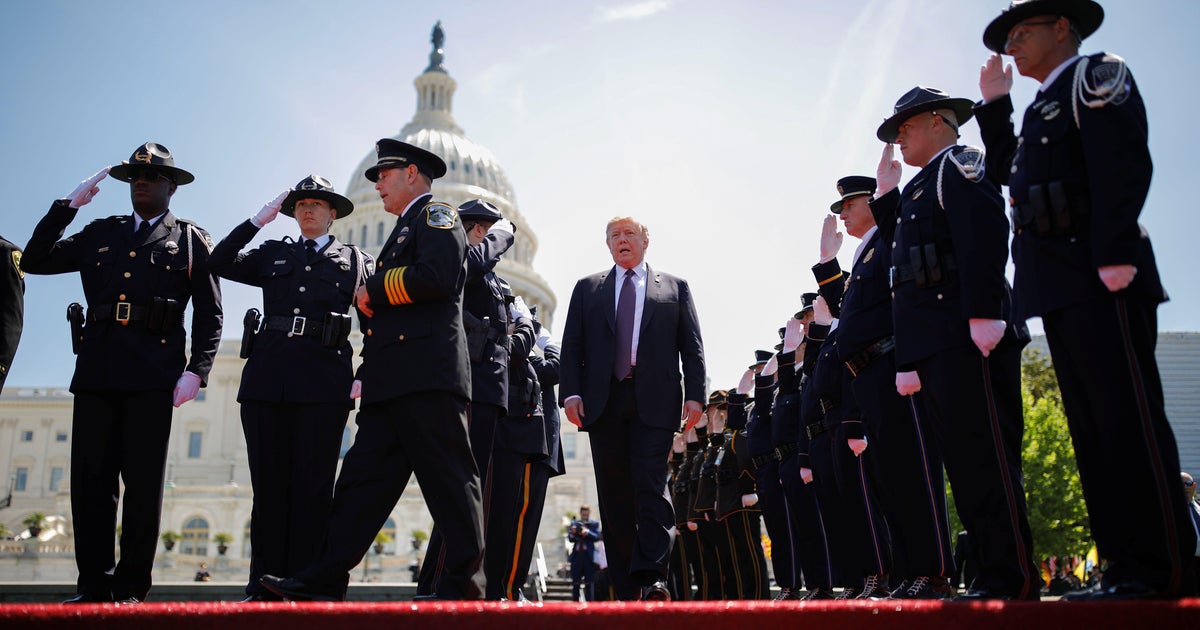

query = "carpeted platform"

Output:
[[2, 600, 1198, 630]]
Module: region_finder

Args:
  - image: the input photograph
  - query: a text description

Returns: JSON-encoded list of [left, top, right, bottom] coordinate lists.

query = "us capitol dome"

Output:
[[338, 22, 556, 324]]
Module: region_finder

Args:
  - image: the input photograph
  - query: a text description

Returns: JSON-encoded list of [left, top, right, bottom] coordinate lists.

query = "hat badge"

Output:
[[134, 150, 152, 164], [837, 185, 845, 195]]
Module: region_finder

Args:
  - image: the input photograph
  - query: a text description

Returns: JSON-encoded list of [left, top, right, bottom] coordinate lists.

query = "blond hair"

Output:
[[605, 216, 650, 240]]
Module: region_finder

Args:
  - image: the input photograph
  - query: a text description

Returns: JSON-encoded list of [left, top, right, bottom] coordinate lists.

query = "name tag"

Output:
[[275, 260, 286, 265]]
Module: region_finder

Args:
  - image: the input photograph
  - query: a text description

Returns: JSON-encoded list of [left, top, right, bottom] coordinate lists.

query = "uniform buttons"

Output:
[[161, 339, 166, 344], [398, 334, 405, 341], [1041, 137, 1049, 144], [119, 294, 126, 301], [165, 266, 171, 270], [896, 217, 901, 224], [937, 294, 944, 300], [299, 287, 306, 292], [293, 308, 301, 315], [910, 214, 916, 219], [1016, 228, 1023, 235], [305, 266, 312, 272], [123, 272, 132, 278], [1069, 237, 1077, 243], [1011, 166, 1018, 174], [129, 251, 137, 257], [366, 329, 372, 336]]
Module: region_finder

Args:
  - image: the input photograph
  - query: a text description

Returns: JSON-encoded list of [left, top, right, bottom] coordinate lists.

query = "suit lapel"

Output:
[[137, 212, 174, 249], [601, 269, 616, 332], [639, 264, 659, 337]]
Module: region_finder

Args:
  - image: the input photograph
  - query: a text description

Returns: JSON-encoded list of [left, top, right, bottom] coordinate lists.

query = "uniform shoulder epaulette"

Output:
[[1072, 52, 1131, 121], [423, 201, 458, 230]]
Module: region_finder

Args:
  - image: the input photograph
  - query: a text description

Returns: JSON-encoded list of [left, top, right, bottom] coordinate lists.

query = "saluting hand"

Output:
[[876, 144, 902, 196], [783, 316, 804, 353], [565, 397, 585, 428], [252, 190, 289, 228], [969, 318, 1007, 357], [820, 214, 843, 262], [979, 54, 1014, 103], [761, 354, 779, 378], [736, 368, 755, 395], [355, 286, 374, 318], [681, 400, 703, 432], [1098, 264, 1137, 292], [813, 295, 834, 326], [896, 371, 922, 396], [67, 168, 110, 209]]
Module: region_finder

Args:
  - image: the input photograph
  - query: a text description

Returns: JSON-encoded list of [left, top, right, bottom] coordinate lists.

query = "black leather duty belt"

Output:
[[844, 336, 895, 377], [774, 442, 800, 462], [818, 398, 839, 415], [88, 302, 148, 323], [263, 315, 326, 338], [805, 421, 828, 441], [751, 453, 775, 470]]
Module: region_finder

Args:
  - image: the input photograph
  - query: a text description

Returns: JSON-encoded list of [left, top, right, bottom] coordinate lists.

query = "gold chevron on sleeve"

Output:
[[384, 266, 412, 305], [817, 271, 844, 286]]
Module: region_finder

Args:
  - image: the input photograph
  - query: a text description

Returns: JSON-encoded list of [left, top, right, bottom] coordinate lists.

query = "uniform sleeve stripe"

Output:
[[817, 271, 844, 286], [384, 267, 411, 305]]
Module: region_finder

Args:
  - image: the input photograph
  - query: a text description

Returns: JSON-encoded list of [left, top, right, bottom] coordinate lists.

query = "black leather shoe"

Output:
[[113, 597, 142, 605], [1062, 581, 1166, 601], [62, 593, 111, 604], [953, 588, 1012, 601], [412, 594, 445, 601], [640, 580, 671, 602], [801, 587, 836, 600], [240, 593, 282, 603], [259, 575, 340, 602]]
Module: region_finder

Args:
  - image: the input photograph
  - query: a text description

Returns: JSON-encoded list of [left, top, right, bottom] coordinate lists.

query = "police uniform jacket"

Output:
[[0, 235, 24, 391], [688, 428, 712, 521], [714, 426, 758, 521], [22, 201, 222, 391], [531, 342, 567, 476], [769, 351, 800, 449], [796, 322, 831, 468], [209, 219, 373, 406], [813, 233, 893, 361], [877, 145, 1016, 367], [358, 194, 470, 404], [974, 53, 1165, 318], [497, 325, 546, 457], [670, 450, 692, 527], [464, 231, 517, 409]]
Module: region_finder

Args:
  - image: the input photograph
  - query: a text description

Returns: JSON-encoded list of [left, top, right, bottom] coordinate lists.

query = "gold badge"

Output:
[[912, 188, 924, 200], [11, 249, 22, 279], [861, 247, 874, 264], [134, 149, 152, 164]]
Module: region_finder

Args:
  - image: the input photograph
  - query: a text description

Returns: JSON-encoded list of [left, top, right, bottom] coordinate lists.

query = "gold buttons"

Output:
[[129, 251, 137, 257], [165, 266, 171, 270], [398, 335, 405, 341], [293, 308, 301, 315], [366, 329, 373, 336], [119, 294, 126, 301], [305, 266, 312, 272], [299, 287, 306, 292], [123, 272, 131, 278]]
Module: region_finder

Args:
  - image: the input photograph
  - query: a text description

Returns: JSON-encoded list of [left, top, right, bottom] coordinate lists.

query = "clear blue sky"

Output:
[[2, 0, 1196, 392]]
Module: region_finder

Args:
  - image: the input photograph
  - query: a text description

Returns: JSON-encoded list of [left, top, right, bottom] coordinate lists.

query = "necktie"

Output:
[[614, 268, 636, 380], [304, 239, 318, 261], [134, 220, 152, 243]]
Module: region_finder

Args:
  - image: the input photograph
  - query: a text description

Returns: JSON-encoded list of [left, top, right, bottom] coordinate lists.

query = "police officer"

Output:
[[875, 87, 1036, 600], [815, 177, 955, 599], [416, 199, 535, 599], [0, 235, 23, 394], [713, 388, 770, 599], [22, 142, 222, 604], [974, 0, 1195, 600], [209, 175, 372, 602], [261, 139, 484, 601]]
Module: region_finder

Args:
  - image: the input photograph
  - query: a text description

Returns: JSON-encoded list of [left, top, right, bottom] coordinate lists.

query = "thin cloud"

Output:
[[592, 0, 672, 23]]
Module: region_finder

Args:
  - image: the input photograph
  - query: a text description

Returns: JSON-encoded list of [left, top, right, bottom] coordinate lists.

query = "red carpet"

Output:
[[2, 600, 1199, 630]]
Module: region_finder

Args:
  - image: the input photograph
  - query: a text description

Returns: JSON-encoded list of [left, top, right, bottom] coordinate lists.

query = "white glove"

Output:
[[761, 354, 779, 377], [488, 218, 515, 237], [509, 295, 533, 321], [969, 318, 1007, 358], [848, 438, 868, 457], [896, 371, 922, 396], [783, 317, 804, 353], [813, 295, 833, 326], [536, 325, 552, 350], [800, 467, 813, 485], [876, 144, 902, 197], [737, 368, 755, 395], [172, 371, 202, 407], [252, 190, 288, 228], [979, 54, 1014, 103], [1098, 264, 1137, 292], [67, 168, 110, 209], [819, 214, 843, 263], [741, 493, 759, 508], [350, 379, 362, 399]]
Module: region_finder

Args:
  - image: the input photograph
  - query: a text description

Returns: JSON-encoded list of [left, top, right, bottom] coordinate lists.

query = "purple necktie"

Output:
[[614, 269, 636, 380]]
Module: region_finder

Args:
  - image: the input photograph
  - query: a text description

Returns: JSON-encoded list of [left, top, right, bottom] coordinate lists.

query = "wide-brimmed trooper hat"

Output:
[[108, 142, 194, 185], [282, 175, 354, 218], [877, 86, 975, 143], [983, 0, 1104, 54]]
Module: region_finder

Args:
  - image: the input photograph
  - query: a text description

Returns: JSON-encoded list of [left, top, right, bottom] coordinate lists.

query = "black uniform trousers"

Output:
[[853, 355, 953, 581], [831, 422, 892, 586], [70, 390, 173, 601], [240, 401, 348, 596], [754, 459, 798, 590], [1044, 296, 1196, 595], [779, 444, 837, 590], [694, 517, 731, 598], [483, 440, 542, 600], [916, 338, 1038, 599], [719, 511, 769, 599], [667, 524, 695, 600], [299, 391, 484, 599], [419, 402, 501, 596], [585, 376, 675, 600]]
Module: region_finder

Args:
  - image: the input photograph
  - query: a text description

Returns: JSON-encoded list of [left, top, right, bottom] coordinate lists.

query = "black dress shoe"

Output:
[[1062, 581, 1166, 601], [952, 588, 1012, 601], [259, 575, 340, 602], [801, 587, 836, 600], [640, 580, 671, 602], [240, 593, 282, 603], [412, 594, 445, 601], [114, 597, 142, 605], [62, 593, 111, 604]]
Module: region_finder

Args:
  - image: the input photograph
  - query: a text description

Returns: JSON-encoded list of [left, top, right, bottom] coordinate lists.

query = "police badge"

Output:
[[425, 203, 457, 230], [164, 240, 179, 255]]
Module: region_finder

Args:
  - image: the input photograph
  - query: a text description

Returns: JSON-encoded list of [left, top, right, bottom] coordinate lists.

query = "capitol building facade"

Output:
[[0, 26, 596, 587]]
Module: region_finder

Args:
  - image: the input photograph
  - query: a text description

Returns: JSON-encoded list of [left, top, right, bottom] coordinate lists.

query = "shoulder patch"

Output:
[[11, 249, 22, 279], [1076, 52, 1131, 111], [425, 202, 457, 230], [948, 146, 986, 182]]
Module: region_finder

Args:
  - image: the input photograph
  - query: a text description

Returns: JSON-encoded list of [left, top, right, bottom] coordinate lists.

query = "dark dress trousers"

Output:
[[745, 364, 799, 593], [0, 235, 24, 393], [560, 263, 706, 599], [293, 194, 484, 600], [22, 201, 223, 601], [879, 144, 1037, 599], [209, 220, 372, 597], [975, 53, 1194, 597]]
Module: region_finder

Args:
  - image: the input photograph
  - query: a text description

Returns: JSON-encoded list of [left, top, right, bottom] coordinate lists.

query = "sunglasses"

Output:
[[128, 169, 173, 183]]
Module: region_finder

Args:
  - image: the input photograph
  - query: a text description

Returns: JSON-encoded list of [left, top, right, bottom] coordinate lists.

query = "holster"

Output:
[[240, 308, 261, 359], [321, 312, 352, 348], [1024, 181, 1088, 236], [66, 303, 84, 355], [146, 297, 181, 334], [463, 311, 490, 363]]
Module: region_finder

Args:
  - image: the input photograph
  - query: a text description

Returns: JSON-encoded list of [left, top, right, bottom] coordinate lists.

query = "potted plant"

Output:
[[160, 530, 180, 551], [374, 531, 392, 555], [410, 528, 428, 551], [22, 513, 46, 538], [213, 532, 234, 556]]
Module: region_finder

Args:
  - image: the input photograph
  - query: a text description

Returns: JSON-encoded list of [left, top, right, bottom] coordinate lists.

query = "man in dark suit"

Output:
[[568, 505, 602, 601], [261, 139, 484, 601], [0, 235, 23, 394], [22, 142, 223, 604], [560, 216, 706, 601], [209, 175, 372, 602], [975, 0, 1194, 600]]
